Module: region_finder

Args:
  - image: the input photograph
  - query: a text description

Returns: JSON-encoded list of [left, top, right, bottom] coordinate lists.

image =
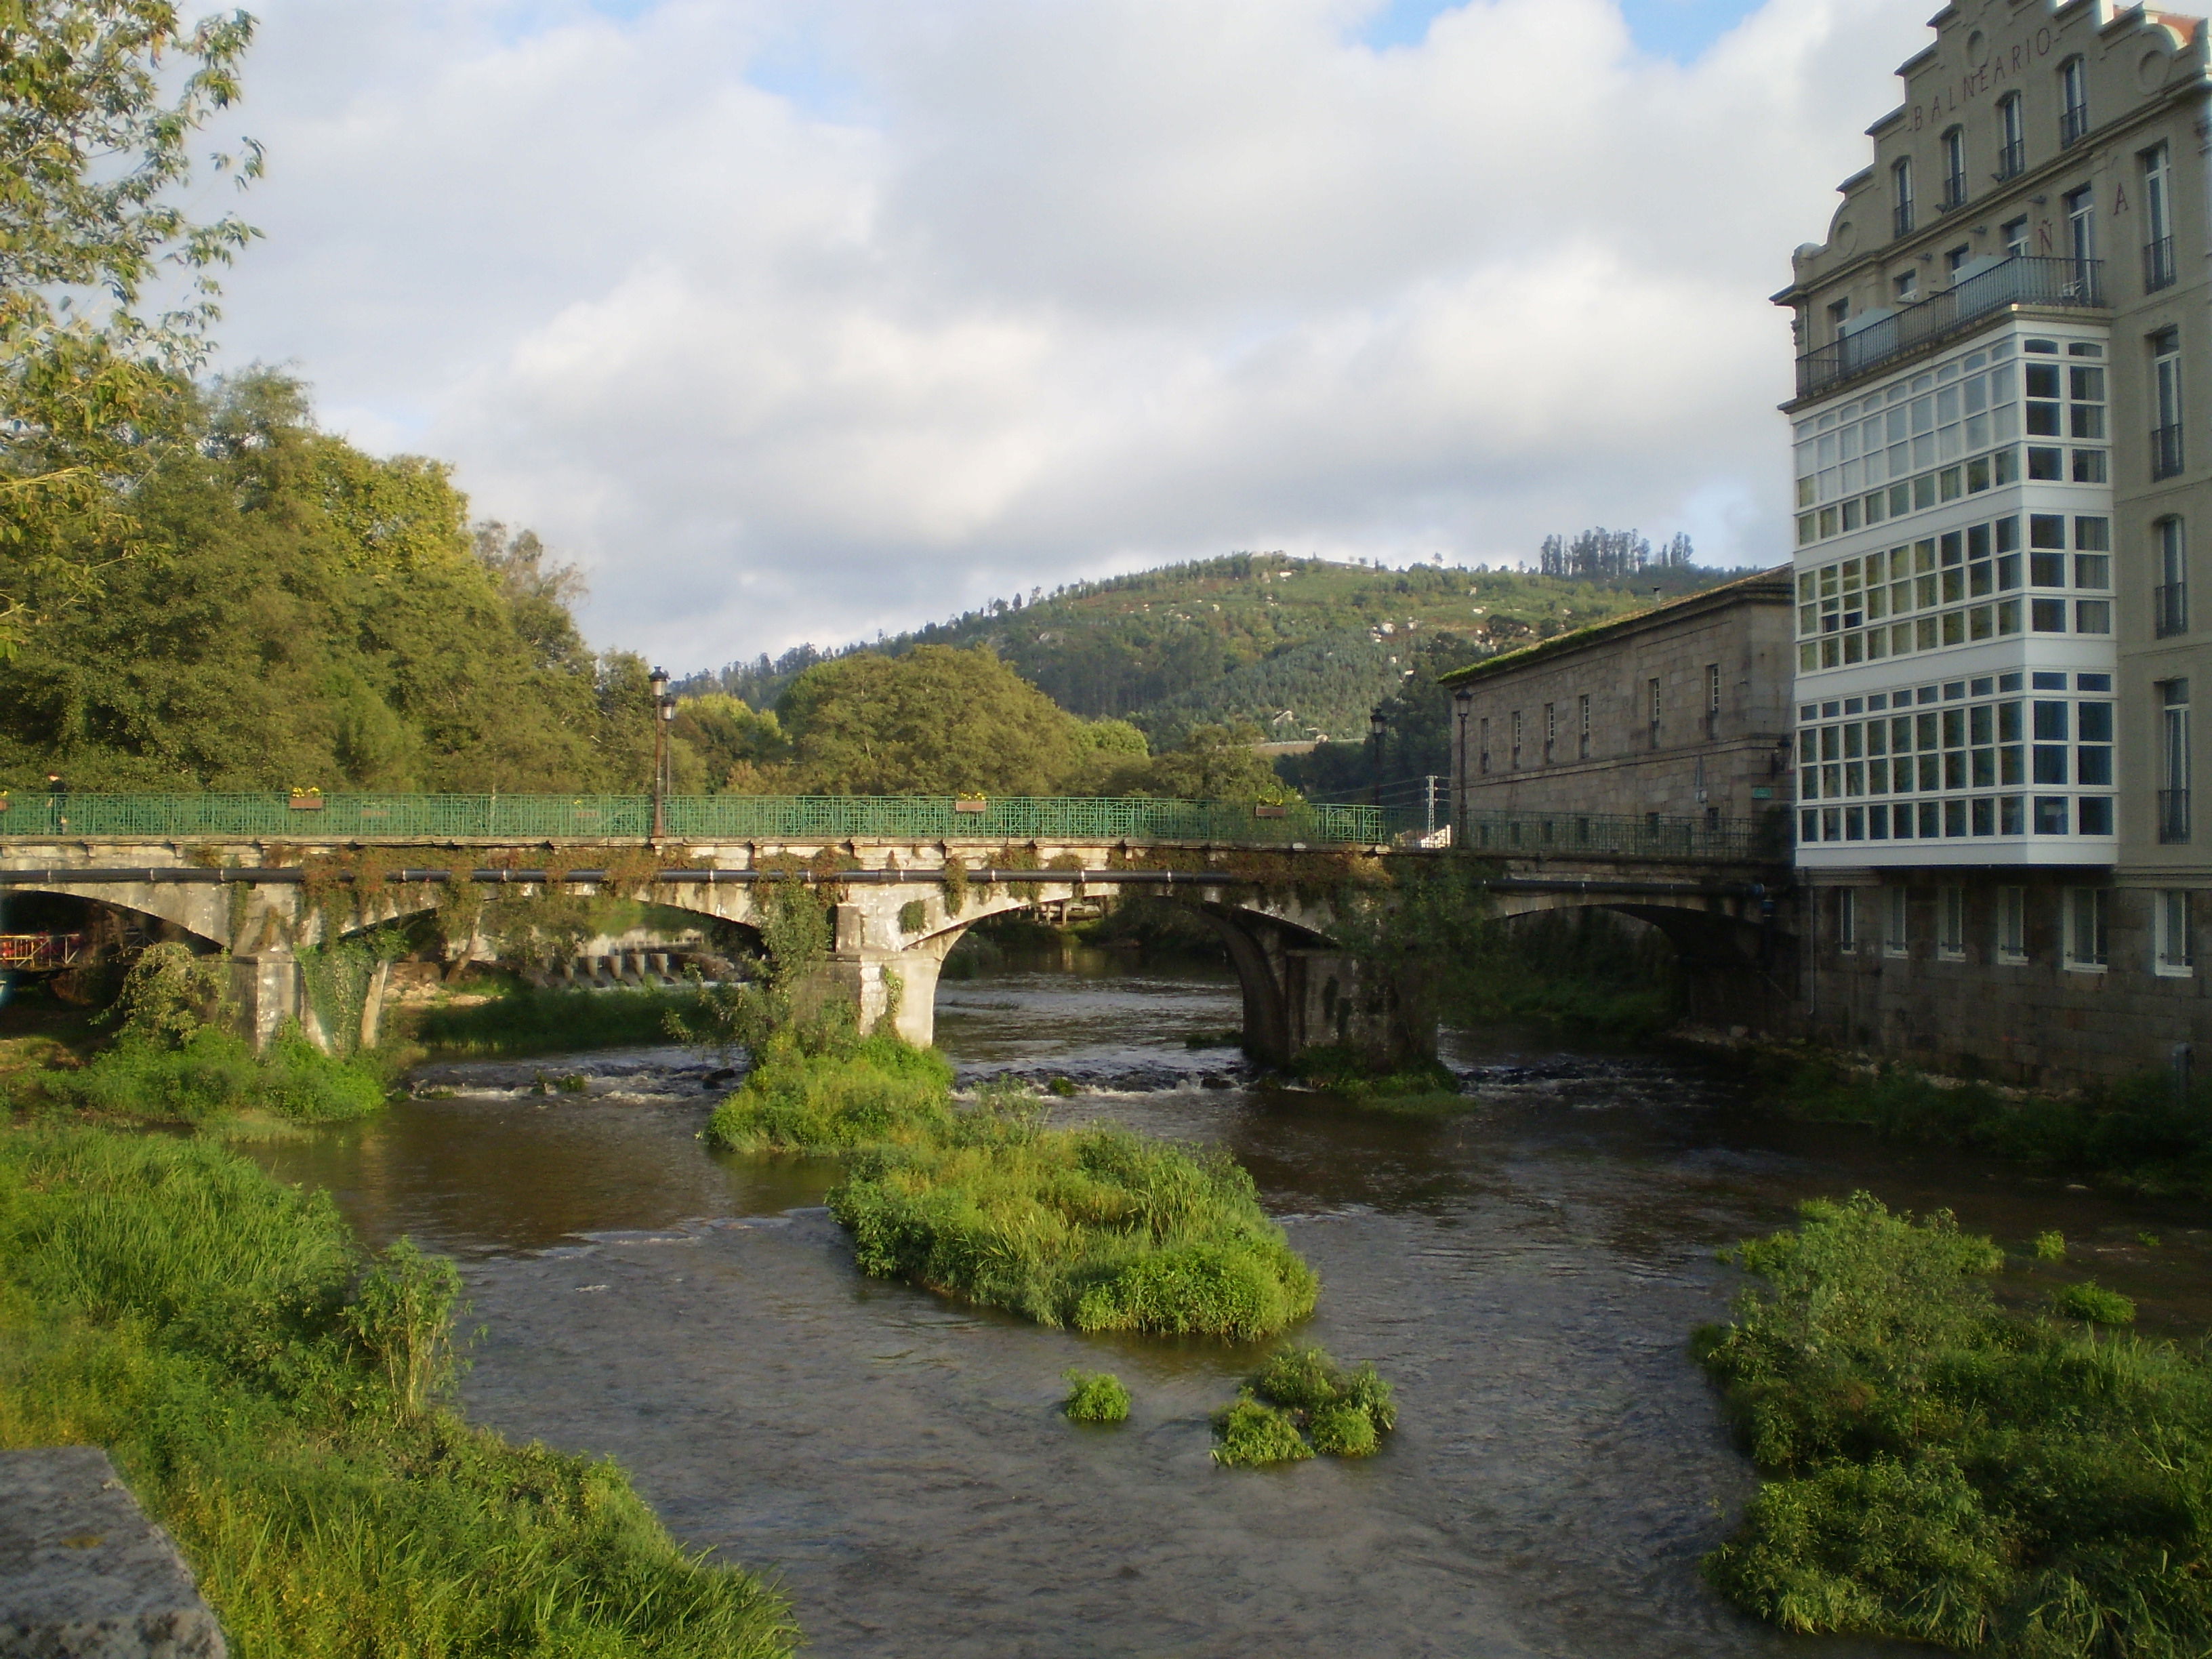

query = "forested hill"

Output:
[[684, 551, 1751, 746]]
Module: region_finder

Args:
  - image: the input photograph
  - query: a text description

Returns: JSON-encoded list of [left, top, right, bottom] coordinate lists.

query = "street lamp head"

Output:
[[1368, 708, 1389, 741], [1452, 687, 1473, 708], [649, 665, 670, 697]]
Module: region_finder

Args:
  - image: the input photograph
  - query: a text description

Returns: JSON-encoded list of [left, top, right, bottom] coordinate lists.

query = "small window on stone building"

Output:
[[1511, 710, 1523, 768], [1996, 886, 2028, 963], [1578, 694, 1591, 760], [1937, 886, 1967, 959], [1883, 887, 1909, 958], [2063, 887, 2108, 970], [1479, 717, 1490, 775], [1544, 703, 1557, 764], [2156, 890, 2196, 977], [1647, 678, 1660, 747], [1837, 888, 1859, 954]]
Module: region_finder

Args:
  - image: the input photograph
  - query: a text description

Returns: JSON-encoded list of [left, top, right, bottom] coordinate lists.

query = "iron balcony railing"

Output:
[[1996, 140, 2025, 180], [2156, 581, 2190, 639], [2146, 237, 2177, 293], [0, 793, 1416, 846], [1458, 809, 1785, 863], [1893, 201, 1914, 239], [2154, 423, 2187, 480], [2061, 105, 2089, 148], [2161, 790, 2192, 845], [1796, 255, 2106, 401]]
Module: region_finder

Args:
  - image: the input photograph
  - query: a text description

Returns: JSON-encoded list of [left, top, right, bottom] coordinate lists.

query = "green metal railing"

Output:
[[0, 793, 1411, 846], [1459, 809, 1784, 862]]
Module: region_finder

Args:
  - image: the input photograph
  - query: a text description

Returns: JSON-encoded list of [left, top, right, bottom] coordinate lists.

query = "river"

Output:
[[251, 951, 2212, 1658]]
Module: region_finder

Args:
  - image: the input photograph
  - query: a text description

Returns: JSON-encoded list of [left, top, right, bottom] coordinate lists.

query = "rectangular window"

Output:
[[1511, 710, 1523, 768], [1883, 886, 1909, 958], [2156, 890, 2196, 977], [2064, 886, 2108, 970], [1892, 158, 1914, 239], [1543, 703, 1555, 764], [1996, 886, 2028, 964], [1478, 717, 1490, 775], [2002, 215, 2029, 258], [1647, 678, 1660, 748], [1837, 888, 1858, 954], [2163, 680, 2191, 842], [2065, 186, 2096, 267], [1706, 662, 1721, 716], [1937, 886, 1966, 959], [1577, 693, 1591, 760], [2154, 329, 2184, 480], [2144, 143, 2176, 291]]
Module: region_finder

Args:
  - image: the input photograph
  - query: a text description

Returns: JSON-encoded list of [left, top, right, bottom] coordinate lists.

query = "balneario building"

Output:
[[1780, 0, 2212, 1080]]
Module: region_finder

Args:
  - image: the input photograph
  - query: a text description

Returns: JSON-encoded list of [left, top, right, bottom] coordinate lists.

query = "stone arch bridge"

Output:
[[0, 796, 1790, 1063]]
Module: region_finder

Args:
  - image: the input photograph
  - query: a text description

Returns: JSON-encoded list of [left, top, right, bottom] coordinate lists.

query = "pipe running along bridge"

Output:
[[0, 794, 1791, 1063]]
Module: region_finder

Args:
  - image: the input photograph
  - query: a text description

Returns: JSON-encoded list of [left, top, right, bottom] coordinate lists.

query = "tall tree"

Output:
[[0, 1, 262, 657]]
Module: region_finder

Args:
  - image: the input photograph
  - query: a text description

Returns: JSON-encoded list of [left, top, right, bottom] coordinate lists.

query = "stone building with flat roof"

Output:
[[1778, 0, 2212, 1081], [1439, 568, 1797, 831]]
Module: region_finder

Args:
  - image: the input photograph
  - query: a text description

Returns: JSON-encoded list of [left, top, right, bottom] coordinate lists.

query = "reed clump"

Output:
[[1211, 1345, 1396, 1466], [1061, 1368, 1131, 1423], [0, 1126, 796, 1658], [38, 1025, 388, 1123], [1697, 1191, 2212, 1656], [703, 1028, 954, 1153]]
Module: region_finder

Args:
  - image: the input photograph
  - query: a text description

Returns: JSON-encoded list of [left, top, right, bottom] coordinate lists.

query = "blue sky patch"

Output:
[[1356, 0, 1767, 62]]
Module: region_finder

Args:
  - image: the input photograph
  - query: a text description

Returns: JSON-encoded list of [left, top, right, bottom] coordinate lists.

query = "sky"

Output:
[[198, 0, 1940, 674]]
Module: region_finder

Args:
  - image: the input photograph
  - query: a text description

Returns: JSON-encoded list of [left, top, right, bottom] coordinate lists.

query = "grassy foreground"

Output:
[[707, 1029, 1318, 1340], [1696, 1193, 2212, 1655], [0, 1127, 796, 1659]]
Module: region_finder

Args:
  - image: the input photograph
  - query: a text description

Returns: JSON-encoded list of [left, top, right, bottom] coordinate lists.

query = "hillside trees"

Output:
[[0, 373, 655, 790], [0, 1, 263, 658]]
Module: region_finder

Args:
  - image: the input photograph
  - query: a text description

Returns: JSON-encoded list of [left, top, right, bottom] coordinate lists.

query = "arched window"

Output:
[[1941, 127, 1967, 209], [1997, 93, 2024, 178], [2060, 57, 2089, 146]]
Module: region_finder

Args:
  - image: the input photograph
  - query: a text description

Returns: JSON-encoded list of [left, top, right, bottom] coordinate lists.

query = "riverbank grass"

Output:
[[1212, 1346, 1396, 1466], [0, 1126, 796, 1658], [411, 984, 716, 1057], [36, 1025, 388, 1123], [1698, 1191, 2212, 1655], [705, 1029, 954, 1152]]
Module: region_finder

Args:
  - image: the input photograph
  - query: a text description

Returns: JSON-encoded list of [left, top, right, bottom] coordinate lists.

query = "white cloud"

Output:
[[210, 0, 1934, 670]]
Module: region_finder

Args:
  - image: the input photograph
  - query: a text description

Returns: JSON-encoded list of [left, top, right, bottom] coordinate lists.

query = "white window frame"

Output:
[[2156, 890, 2196, 977], [1837, 888, 1859, 954], [2064, 886, 2109, 972], [1883, 886, 1910, 958], [1996, 886, 2028, 964]]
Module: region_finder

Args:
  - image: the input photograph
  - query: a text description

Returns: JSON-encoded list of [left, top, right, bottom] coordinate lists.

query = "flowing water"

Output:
[[251, 952, 2212, 1658]]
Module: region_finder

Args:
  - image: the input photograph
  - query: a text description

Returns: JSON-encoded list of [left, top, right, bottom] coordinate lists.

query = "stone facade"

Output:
[[1440, 568, 1797, 831], [1780, 0, 2212, 1083]]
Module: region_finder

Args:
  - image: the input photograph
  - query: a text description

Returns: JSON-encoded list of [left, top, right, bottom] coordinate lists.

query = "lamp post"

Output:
[[1368, 706, 1389, 812], [649, 666, 672, 840]]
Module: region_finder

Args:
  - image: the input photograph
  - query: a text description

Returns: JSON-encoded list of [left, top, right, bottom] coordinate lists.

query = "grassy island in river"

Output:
[[1698, 1192, 2212, 1656], [707, 1027, 1318, 1340]]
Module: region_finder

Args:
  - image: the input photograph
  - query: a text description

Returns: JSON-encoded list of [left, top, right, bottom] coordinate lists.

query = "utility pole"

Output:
[[649, 666, 672, 840]]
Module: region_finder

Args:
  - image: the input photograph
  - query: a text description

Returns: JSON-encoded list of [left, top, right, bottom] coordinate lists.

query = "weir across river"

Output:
[[0, 794, 1790, 1062]]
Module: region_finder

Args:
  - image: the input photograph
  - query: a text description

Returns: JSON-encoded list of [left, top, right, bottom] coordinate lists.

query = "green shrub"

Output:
[[42, 1025, 386, 1124], [1210, 1345, 1395, 1465], [1061, 1368, 1130, 1423], [0, 1128, 796, 1657], [2032, 1229, 2067, 1262], [1699, 1191, 2212, 1655], [2051, 1280, 2135, 1326], [705, 1031, 954, 1153], [1211, 1395, 1313, 1467]]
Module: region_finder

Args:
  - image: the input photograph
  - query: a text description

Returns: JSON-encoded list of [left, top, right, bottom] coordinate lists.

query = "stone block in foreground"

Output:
[[0, 1446, 226, 1658]]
